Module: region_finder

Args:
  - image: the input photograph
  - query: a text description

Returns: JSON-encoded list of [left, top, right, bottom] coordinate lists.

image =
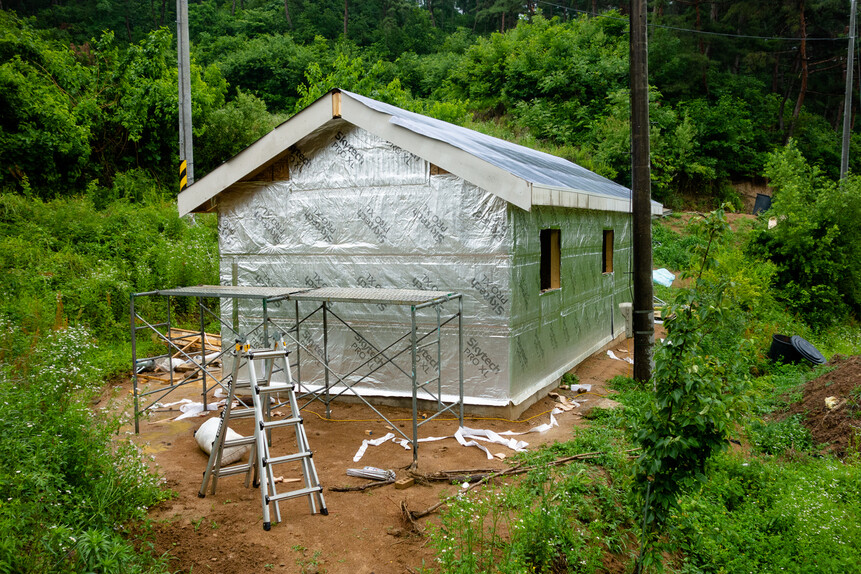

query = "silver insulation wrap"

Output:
[[217, 120, 631, 407]]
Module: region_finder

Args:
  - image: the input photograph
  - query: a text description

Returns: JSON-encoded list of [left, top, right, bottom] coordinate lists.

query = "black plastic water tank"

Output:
[[768, 334, 826, 365], [769, 334, 801, 363], [790, 335, 826, 365], [753, 194, 772, 215]]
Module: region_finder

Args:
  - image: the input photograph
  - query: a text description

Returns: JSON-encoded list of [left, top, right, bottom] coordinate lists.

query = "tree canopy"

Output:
[[1, 0, 859, 202]]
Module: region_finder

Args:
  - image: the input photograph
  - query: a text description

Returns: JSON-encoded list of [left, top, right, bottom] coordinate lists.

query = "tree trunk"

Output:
[[232, 0, 237, 16], [772, 53, 781, 94], [592, 0, 597, 14], [787, 0, 808, 141], [160, 0, 166, 26], [780, 53, 801, 137], [838, 49, 848, 131], [343, 0, 348, 37], [428, 0, 436, 27], [284, 0, 293, 28]]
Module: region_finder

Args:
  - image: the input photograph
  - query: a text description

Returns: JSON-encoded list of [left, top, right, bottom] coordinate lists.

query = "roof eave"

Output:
[[531, 184, 664, 216], [177, 93, 335, 216]]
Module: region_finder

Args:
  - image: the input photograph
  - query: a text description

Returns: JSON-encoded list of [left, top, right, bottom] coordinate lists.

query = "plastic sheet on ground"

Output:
[[351, 409, 561, 462], [652, 268, 676, 287], [607, 350, 634, 364], [146, 398, 224, 420]]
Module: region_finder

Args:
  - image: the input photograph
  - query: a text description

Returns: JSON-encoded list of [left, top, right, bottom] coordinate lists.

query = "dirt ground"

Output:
[[787, 354, 861, 457], [112, 334, 644, 574]]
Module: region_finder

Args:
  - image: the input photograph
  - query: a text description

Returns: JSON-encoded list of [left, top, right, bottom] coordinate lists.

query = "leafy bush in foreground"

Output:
[[0, 326, 171, 573]]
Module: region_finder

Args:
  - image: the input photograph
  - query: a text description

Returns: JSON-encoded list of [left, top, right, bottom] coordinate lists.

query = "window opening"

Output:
[[602, 229, 614, 273], [540, 229, 561, 292]]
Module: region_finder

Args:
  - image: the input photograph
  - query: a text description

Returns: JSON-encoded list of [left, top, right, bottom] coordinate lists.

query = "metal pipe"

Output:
[[411, 305, 418, 468], [458, 296, 464, 426], [263, 298, 269, 347], [841, 0, 858, 180], [323, 302, 330, 418], [295, 300, 301, 387], [436, 304, 442, 409], [131, 293, 140, 434], [199, 299, 208, 411], [166, 295, 174, 391]]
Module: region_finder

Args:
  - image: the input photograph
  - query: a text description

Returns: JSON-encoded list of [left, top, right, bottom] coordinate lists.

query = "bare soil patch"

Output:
[[113, 334, 645, 573], [787, 354, 861, 457]]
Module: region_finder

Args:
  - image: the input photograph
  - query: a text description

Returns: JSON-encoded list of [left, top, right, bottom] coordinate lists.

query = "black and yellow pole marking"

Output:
[[179, 160, 188, 192]]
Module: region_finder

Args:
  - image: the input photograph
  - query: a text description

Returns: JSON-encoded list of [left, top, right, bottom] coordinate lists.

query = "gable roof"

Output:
[[178, 89, 662, 216]]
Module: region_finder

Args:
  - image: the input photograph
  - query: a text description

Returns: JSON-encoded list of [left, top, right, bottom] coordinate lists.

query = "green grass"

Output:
[[673, 453, 861, 574], [0, 327, 173, 573]]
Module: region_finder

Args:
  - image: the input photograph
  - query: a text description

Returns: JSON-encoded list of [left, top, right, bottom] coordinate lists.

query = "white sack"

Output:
[[195, 417, 251, 466]]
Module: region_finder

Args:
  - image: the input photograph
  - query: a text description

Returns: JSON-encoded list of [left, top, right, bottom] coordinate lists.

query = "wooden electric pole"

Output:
[[841, 0, 857, 180], [177, 0, 194, 190], [630, 0, 654, 384]]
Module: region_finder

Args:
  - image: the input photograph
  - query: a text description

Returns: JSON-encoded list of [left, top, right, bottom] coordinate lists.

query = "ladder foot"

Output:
[[320, 507, 329, 516], [197, 492, 206, 499], [263, 522, 271, 531], [253, 479, 260, 488]]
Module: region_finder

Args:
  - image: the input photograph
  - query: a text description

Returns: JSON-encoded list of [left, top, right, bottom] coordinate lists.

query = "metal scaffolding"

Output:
[[130, 285, 464, 466]]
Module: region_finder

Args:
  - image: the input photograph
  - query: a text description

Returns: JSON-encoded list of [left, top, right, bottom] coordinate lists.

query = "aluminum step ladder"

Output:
[[198, 340, 327, 530]]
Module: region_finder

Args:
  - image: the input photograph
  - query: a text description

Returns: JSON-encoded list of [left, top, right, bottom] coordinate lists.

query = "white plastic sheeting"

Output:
[[216, 121, 631, 407]]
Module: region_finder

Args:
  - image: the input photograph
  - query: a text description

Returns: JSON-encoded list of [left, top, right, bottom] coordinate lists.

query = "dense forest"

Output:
[[2, 0, 860, 207]]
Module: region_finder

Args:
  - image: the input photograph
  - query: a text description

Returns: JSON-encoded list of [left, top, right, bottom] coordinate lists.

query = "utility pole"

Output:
[[630, 0, 654, 384], [177, 0, 194, 191], [841, 0, 857, 180]]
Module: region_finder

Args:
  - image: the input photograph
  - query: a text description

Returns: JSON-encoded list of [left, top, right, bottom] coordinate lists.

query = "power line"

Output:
[[532, 0, 850, 42]]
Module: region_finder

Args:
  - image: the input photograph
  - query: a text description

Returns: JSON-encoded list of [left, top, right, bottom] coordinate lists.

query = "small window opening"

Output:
[[540, 229, 561, 292], [602, 229, 614, 273]]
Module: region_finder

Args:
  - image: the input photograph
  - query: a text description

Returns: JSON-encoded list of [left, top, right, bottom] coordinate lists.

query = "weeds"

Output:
[[428, 438, 635, 573], [0, 326, 171, 573]]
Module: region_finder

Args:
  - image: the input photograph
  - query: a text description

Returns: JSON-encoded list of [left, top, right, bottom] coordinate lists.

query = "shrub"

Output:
[[749, 142, 861, 327], [674, 453, 861, 573], [0, 326, 171, 573]]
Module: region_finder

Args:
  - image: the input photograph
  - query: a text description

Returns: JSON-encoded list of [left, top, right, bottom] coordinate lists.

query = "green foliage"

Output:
[[294, 50, 470, 124], [196, 90, 285, 175], [194, 32, 314, 112], [0, 192, 218, 343], [652, 221, 703, 271], [0, 12, 95, 189], [673, 453, 861, 573], [748, 415, 814, 455], [429, 461, 632, 573], [633, 207, 755, 571], [749, 143, 861, 327], [0, 326, 171, 573]]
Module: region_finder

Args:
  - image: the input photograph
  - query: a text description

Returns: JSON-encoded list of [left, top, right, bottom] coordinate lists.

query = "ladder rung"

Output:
[[246, 349, 290, 360], [229, 408, 256, 419], [256, 384, 294, 394], [216, 463, 253, 477], [224, 436, 256, 448], [264, 451, 311, 466], [267, 486, 322, 504], [261, 417, 302, 430]]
